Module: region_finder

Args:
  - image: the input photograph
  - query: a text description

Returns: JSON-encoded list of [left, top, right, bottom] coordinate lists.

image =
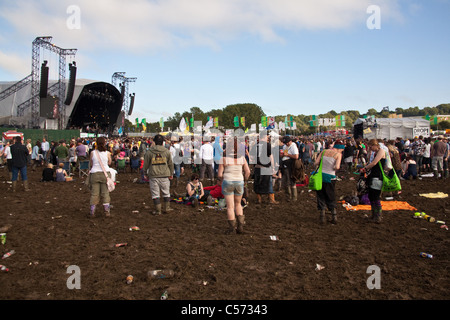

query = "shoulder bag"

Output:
[[308, 152, 324, 191], [96, 150, 115, 192], [378, 161, 401, 192]]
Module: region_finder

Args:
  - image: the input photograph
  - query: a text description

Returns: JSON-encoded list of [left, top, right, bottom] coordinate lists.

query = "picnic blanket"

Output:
[[419, 192, 448, 198], [342, 201, 417, 211]]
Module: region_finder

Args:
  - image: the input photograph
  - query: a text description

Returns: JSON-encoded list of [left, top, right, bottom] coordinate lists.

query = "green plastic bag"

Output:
[[308, 153, 323, 191], [379, 162, 401, 192]]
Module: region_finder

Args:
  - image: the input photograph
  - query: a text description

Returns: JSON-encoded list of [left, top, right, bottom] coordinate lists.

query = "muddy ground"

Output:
[[0, 164, 449, 303]]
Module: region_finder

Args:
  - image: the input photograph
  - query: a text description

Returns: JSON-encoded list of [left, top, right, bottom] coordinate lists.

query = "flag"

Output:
[[261, 116, 267, 127], [159, 117, 164, 128], [205, 117, 213, 129], [141, 118, 147, 131], [234, 116, 239, 127], [240, 117, 245, 127], [190, 117, 194, 127], [179, 117, 187, 132], [118, 127, 123, 135], [135, 118, 140, 129], [214, 117, 219, 128]]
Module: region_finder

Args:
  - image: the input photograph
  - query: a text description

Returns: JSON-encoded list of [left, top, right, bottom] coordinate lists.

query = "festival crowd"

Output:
[[1, 132, 448, 232]]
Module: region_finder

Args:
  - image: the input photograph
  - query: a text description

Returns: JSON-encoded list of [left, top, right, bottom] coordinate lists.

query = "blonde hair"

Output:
[[368, 139, 379, 147]]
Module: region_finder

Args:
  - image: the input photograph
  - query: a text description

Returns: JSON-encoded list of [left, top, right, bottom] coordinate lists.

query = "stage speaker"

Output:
[[128, 93, 135, 115], [64, 62, 77, 105], [40, 96, 57, 118], [40, 61, 49, 98]]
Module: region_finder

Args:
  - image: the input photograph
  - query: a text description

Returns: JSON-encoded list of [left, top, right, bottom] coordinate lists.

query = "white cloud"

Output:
[[0, 50, 30, 78], [0, 0, 403, 54]]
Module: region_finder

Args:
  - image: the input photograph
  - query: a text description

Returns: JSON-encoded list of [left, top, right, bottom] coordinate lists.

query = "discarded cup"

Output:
[[441, 225, 448, 231], [161, 290, 168, 300], [0, 265, 9, 272], [129, 226, 140, 231], [126, 275, 133, 284], [0, 233, 6, 245], [270, 235, 279, 241]]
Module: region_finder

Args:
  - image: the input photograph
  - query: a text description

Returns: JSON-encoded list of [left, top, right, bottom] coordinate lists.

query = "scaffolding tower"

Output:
[[112, 72, 137, 118]]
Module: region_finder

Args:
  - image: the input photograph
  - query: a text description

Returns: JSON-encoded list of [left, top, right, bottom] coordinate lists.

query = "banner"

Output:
[[179, 117, 187, 132], [159, 117, 164, 128], [141, 118, 147, 131], [234, 116, 239, 127], [240, 117, 245, 127]]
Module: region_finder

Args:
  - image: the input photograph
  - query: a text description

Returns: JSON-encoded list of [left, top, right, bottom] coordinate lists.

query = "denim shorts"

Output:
[[222, 180, 244, 196]]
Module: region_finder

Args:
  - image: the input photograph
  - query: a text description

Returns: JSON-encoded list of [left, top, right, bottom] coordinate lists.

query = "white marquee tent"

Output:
[[353, 117, 430, 140]]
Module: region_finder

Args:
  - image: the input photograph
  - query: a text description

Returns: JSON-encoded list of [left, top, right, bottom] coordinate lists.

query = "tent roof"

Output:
[[353, 117, 430, 128]]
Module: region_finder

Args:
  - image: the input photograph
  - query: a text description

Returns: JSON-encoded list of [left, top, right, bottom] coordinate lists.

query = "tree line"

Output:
[[125, 103, 450, 134]]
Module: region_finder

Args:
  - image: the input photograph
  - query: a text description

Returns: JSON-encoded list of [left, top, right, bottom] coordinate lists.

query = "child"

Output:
[[55, 162, 68, 182], [42, 163, 55, 182]]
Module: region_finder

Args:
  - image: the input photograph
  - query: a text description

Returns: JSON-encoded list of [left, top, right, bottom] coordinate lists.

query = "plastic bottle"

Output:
[[147, 269, 174, 279], [420, 213, 435, 222], [420, 252, 433, 259], [2, 250, 15, 259]]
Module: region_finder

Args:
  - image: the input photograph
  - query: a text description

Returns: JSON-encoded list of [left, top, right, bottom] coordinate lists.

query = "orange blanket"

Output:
[[342, 201, 417, 211]]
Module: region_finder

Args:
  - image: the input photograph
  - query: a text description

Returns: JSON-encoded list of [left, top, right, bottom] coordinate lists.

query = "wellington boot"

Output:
[[163, 201, 174, 214], [103, 203, 111, 217], [23, 180, 30, 192], [444, 170, 449, 179], [285, 187, 292, 202], [330, 208, 337, 224], [374, 208, 382, 224], [291, 187, 297, 201], [192, 198, 199, 209], [319, 210, 326, 225], [152, 203, 162, 216], [226, 219, 237, 234], [89, 205, 96, 218], [268, 193, 279, 204], [433, 170, 439, 179], [12, 181, 17, 193], [236, 215, 245, 234]]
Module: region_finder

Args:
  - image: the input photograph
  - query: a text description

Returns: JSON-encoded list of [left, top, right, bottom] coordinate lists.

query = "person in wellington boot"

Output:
[[143, 134, 174, 216], [10, 136, 30, 193], [314, 140, 344, 224]]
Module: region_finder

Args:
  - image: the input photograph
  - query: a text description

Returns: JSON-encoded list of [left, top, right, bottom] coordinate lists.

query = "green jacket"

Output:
[[143, 145, 174, 178], [55, 144, 69, 159]]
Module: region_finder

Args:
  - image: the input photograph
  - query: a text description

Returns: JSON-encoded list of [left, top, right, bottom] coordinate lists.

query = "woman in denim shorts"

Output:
[[217, 137, 250, 234]]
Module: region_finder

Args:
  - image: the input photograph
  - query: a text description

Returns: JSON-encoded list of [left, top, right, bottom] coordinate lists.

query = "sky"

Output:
[[0, 0, 449, 124]]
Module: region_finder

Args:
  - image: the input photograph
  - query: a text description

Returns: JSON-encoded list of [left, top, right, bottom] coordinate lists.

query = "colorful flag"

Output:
[[240, 117, 245, 127]]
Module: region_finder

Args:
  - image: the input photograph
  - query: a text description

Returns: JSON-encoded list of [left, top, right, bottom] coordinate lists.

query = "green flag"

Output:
[[234, 116, 239, 127]]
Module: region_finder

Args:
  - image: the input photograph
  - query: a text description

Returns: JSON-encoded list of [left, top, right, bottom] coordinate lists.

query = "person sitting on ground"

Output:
[[402, 155, 417, 180], [186, 173, 213, 208], [55, 162, 69, 182], [203, 176, 224, 204], [42, 163, 55, 182]]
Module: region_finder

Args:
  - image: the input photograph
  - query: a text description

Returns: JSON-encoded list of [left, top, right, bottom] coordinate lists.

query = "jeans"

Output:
[[12, 166, 27, 181]]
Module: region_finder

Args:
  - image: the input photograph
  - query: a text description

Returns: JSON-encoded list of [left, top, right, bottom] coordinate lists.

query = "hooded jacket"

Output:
[[143, 145, 174, 178]]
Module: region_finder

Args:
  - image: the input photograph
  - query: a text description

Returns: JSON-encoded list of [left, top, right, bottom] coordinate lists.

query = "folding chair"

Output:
[[117, 158, 127, 173], [79, 160, 90, 178], [63, 161, 70, 173]]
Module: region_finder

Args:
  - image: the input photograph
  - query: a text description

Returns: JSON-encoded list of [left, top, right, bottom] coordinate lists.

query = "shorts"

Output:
[[222, 180, 244, 196]]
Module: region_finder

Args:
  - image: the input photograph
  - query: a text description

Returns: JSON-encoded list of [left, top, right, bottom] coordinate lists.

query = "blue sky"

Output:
[[1, 0, 449, 124]]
